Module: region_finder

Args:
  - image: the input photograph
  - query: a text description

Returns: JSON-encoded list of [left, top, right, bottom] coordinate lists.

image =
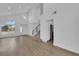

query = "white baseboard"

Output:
[[54, 44, 79, 54], [41, 39, 48, 43]]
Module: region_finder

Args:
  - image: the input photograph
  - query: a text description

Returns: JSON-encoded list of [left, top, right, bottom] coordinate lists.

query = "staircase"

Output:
[[32, 24, 40, 38]]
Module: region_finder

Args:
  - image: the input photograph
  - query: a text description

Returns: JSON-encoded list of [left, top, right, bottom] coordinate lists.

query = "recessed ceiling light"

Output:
[[8, 7, 11, 10], [23, 15, 27, 19]]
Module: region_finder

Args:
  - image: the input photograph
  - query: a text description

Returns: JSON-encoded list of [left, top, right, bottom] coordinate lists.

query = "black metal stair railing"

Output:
[[32, 24, 40, 36]]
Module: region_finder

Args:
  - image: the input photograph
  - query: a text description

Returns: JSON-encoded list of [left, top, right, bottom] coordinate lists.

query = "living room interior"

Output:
[[0, 3, 79, 56]]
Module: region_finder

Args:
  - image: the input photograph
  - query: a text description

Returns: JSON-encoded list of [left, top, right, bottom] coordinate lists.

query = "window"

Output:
[[7, 19, 16, 32], [0, 19, 16, 33]]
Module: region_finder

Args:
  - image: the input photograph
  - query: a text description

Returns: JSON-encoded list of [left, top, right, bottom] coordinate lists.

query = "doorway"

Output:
[[50, 24, 54, 44]]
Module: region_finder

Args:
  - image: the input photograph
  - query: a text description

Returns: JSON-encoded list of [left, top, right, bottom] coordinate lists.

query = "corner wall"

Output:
[[40, 3, 79, 54]]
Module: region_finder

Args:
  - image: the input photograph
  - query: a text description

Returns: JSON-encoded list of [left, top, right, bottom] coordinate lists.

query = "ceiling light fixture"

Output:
[[23, 15, 27, 19], [8, 7, 11, 10]]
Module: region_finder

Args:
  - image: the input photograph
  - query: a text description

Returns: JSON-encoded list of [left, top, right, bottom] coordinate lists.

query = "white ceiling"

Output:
[[0, 3, 40, 16]]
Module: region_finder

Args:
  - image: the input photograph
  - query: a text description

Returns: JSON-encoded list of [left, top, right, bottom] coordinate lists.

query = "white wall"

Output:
[[28, 4, 41, 36], [40, 4, 54, 42], [40, 14, 50, 42], [54, 4, 79, 54], [41, 3, 79, 54]]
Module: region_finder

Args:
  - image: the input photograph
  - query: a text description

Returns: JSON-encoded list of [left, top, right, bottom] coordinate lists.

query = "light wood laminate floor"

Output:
[[0, 35, 79, 56]]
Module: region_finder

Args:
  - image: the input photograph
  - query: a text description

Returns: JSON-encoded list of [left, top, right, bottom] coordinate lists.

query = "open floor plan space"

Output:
[[0, 35, 78, 56], [0, 3, 79, 56]]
